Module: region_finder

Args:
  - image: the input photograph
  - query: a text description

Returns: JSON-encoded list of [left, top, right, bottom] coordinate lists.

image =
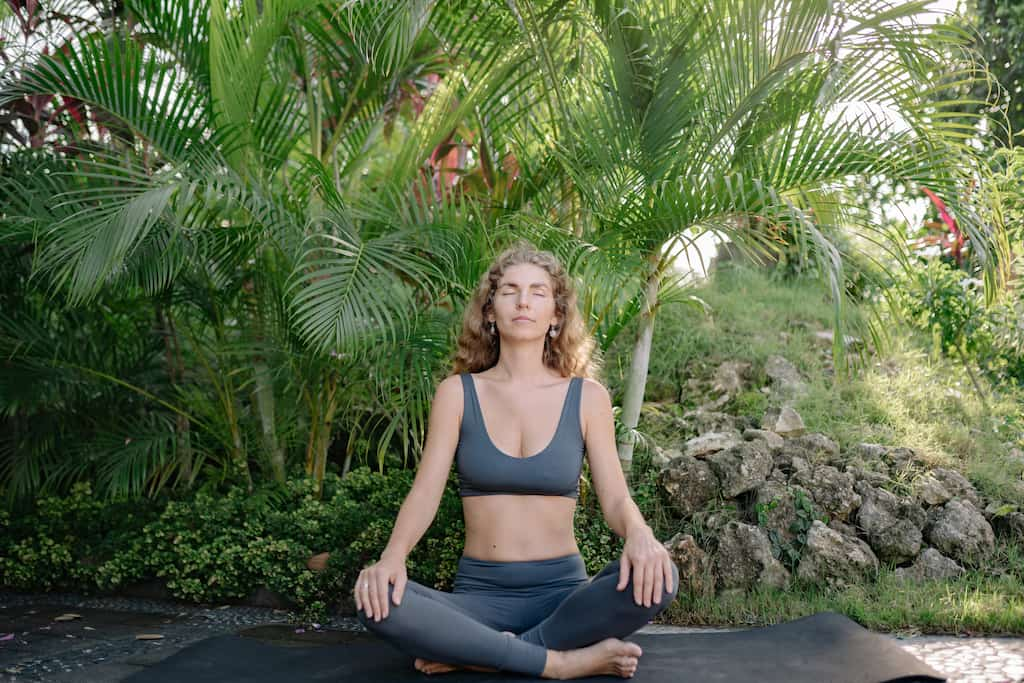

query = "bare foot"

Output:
[[414, 659, 499, 675], [545, 637, 643, 679], [412, 632, 514, 675], [306, 552, 330, 572]]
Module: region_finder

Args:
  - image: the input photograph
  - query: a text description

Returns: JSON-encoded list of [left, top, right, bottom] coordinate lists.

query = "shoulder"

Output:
[[579, 377, 612, 419], [579, 376, 610, 401], [433, 374, 466, 417]]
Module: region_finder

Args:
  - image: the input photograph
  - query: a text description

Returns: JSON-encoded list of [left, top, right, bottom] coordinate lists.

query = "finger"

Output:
[[393, 575, 406, 606], [618, 555, 631, 591], [633, 560, 643, 606], [643, 561, 655, 607], [664, 560, 675, 597], [378, 577, 389, 618], [372, 575, 386, 621], [370, 573, 382, 622], [381, 575, 392, 619], [359, 575, 371, 617], [653, 561, 664, 605]]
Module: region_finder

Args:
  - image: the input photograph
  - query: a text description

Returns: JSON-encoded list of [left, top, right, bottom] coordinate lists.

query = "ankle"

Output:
[[542, 649, 566, 680]]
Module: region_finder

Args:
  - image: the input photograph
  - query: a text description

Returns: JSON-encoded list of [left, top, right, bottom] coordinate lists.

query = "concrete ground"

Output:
[[1, 592, 1021, 682]]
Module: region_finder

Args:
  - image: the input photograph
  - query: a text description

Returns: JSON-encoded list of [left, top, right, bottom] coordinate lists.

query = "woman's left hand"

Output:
[[616, 525, 675, 608]]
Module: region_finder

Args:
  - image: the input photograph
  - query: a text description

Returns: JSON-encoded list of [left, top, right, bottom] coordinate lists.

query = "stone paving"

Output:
[[1, 591, 1022, 682]]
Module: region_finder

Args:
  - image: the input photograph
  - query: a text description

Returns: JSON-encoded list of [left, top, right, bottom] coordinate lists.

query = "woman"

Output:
[[324, 242, 678, 679]]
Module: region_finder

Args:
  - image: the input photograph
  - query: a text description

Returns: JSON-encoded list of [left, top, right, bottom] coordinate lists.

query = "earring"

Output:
[[549, 326, 558, 338], [489, 321, 496, 335]]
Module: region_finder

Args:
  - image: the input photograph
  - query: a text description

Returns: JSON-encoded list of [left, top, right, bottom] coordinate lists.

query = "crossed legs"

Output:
[[356, 559, 679, 679]]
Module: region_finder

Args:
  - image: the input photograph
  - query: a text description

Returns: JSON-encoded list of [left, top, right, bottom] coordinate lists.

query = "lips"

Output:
[[512, 317, 533, 322]]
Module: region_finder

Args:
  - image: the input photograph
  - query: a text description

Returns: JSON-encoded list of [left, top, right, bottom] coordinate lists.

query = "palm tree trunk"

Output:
[[616, 250, 662, 480], [156, 302, 193, 486], [253, 359, 285, 482]]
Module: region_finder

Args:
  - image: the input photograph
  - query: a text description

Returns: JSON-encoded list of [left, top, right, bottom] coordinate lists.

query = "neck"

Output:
[[490, 340, 558, 385]]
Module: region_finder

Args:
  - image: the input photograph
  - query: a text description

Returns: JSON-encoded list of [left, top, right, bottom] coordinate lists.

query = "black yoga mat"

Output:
[[129, 611, 946, 682]]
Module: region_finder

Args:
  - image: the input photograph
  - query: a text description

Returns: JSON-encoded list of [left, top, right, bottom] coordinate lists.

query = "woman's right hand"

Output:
[[354, 553, 407, 622]]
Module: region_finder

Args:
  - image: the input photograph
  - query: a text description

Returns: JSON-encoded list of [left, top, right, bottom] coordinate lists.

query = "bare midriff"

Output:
[[462, 494, 580, 561]]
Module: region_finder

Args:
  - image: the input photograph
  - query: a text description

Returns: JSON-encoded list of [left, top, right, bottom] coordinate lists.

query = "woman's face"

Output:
[[488, 263, 560, 340]]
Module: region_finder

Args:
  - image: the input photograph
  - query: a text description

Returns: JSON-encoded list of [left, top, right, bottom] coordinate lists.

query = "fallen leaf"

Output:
[[135, 634, 164, 640], [54, 613, 82, 622], [83, 626, 95, 631], [0, 633, 13, 642]]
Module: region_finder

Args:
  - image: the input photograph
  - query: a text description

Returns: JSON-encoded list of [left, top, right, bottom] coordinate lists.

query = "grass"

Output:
[[602, 264, 1024, 634], [661, 559, 1024, 634]]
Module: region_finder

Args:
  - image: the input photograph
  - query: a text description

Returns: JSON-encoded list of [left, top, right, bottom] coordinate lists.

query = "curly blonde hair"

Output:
[[451, 241, 602, 379]]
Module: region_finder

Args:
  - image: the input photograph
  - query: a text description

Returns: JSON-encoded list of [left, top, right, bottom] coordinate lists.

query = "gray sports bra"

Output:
[[455, 373, 585, 499]]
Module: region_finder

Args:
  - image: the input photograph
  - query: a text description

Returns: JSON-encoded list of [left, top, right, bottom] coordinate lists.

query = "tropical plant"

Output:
[[510, 0, 1012, 474]]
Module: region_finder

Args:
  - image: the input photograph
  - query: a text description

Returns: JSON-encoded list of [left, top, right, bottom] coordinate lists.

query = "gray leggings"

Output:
[[357, 552, 680, 677]]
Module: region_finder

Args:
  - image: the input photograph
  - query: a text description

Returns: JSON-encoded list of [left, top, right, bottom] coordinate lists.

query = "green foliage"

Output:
[[730, 390, 769, 420], [893, 259, 1024, 388], [756, 489, 830, 573], [0, 483, 159, 591]]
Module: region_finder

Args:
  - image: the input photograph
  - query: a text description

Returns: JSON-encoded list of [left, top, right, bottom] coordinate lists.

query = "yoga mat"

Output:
[[129, 611, 946, 682]]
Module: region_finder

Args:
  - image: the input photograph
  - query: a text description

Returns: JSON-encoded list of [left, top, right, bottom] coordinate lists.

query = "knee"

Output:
[[356, 583, 402, 630], [625, 562, 679, 610], [665, 562, 680, 602]]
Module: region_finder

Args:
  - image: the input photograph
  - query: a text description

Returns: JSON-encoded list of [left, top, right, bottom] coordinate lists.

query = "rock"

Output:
[[651, 446, 680, 469], [743, 428, 784, 451], [923, 500, 995, 564], [699, 393, 732, 411], [854, 484, 925, 565], [784, 433, 841, 463], [638, 404, 691, 440], [771, 450, 811, 478], [701, 509, 739, 533], [712, 361, 751, 396], [664, 533, 715, 597], [983, 502, 1024, 539], [894, 548, 965, 582], [761, 406, 806, 437], [845, 465, 890, 488], [828, 519, 858, 538], [914, 473, 953, 506], [885, 447, 919, 472], [991, 512, 1024, 539], [764, 356, 808, 397], [850, 443, 889, 462], [792, 464, 862, 521], [686, 410, 749, 436], [706, 442, 773, 498], [714, 521, 791, 591], [928, 468, 981, 508], [684, 431, 743, 458], [658, 453, 721, 517], [796, 520, 879, 589], [753, 481, 817, 544]]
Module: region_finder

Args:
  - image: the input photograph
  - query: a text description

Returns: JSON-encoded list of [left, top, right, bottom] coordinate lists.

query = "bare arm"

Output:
[[582, 378, 675, 608], [356, 375, 463, 620], [379, 374, 463, 561], [580, 379, 648, 539]]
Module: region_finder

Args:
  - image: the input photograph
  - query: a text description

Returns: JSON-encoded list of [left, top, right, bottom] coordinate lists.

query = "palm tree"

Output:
[[510, 0, 1012, 474], [0, 0, 549, 496]]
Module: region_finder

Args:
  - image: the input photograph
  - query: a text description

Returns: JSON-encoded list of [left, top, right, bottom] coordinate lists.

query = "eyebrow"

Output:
[[499, 282, 549, 289]]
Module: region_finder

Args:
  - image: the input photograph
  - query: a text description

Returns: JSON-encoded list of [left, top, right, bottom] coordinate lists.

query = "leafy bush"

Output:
[[894, 259, 1024, 390], [1, 466, 635, 622], [0, 483, 158, 591]]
